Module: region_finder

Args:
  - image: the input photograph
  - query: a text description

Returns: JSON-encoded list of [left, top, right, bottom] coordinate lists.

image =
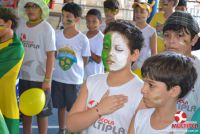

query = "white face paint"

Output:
[[109, 32, 130, 71]]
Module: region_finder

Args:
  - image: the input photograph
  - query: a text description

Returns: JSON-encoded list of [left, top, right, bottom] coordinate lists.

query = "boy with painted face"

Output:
[[163, 11, 200, 120], [66, 20, 145, 134], [56, 0, 74, 29], [100, 0, 119, 32], [150, 0, 179, 53], [84, 9, 104, 79], [16, 0, 56, 133], [51, 3, 91, 134], [132, 0, 157, 69], [128, 52, 197, 134]]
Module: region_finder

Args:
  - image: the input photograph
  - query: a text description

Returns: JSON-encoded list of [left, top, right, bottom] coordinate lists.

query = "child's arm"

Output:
[[91, 51, 101, 64], [128, 114, 136, 134], [66, 83, 128, 132], [83, 56, 89, 66], [150, 32, 157, 55], [42, 51, 55, 90], [128, 99, 145, 134]]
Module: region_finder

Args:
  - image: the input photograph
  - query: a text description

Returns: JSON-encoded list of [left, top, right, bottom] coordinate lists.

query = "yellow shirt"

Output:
[[150, 12, 166, 53]]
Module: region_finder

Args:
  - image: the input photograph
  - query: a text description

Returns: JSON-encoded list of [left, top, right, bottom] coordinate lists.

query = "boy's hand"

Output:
[[97, 91, 128, 115], [42, 81, 51, 91]]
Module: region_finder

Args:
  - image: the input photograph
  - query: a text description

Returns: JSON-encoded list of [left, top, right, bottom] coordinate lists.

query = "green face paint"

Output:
[[0, 25, 6, 30], [102, 33, 112, 72], [66, 19, 73, 24]]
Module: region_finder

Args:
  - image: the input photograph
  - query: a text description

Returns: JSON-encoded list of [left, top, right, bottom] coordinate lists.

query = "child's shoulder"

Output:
[[135, 108, 155, 124], [36, 21, 54, 32], [77, 32, 89, 41], [87, 73, 108, 82]]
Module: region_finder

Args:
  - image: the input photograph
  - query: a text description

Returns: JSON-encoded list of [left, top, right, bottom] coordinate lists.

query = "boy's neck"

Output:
[[27, 19, 43, 27], [153, 101, 177, 123], [107, 67, 134, 87], [0, 30, 13, 43], [86, 30, 99, 38], [63, 27, 79, 38], [136, 22, 148, 29]]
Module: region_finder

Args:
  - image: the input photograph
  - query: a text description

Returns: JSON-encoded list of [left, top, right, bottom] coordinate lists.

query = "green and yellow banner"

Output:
[[0, 33, 24, 134]]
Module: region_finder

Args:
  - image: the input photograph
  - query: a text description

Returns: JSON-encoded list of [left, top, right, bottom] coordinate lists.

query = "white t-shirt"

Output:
[[84, 31, 104, 79], [134, 108, 186, 134], [82, 73, 143, 134], [53, 30, 91, 84], [134, 25, 156, 69], [177, 56, 200, 120], [99, 20, 106, 33], [16, 20, 56, 82]]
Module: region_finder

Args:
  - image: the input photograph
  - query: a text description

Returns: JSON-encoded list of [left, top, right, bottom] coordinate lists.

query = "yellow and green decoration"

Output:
[[0, 33, 24, 134], [102, 33, 112, 72], [57, 47, 77, 71]]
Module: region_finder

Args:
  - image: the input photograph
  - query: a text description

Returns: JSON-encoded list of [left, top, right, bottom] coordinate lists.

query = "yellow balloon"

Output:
[[19, 88, 45, 116], [133, 68, 143, 79]]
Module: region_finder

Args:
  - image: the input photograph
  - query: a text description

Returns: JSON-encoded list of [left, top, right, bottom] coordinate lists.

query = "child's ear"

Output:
[[169, 85, 181, 98], [100, 20, 102, 25], [6, 20, 12, 29], [75, 17, 80, 23], [130, 49, 140, 62], [191, 35, 199, 47]]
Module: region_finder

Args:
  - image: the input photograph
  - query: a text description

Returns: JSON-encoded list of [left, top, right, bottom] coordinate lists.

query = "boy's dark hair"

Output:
[[62, 2, 82, 17], [163, 11, 199, 40], [104, 19, 144, 54], [0, 7, 18, 30], [163, 24, 197, 39], [86, 9, 102, 21], [103, 0, 119, 9], [177, 0, 187, 6], [141, 51, 197, 98]]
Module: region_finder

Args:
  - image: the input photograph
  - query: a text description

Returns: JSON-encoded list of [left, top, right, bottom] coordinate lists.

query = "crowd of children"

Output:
[[0, 0, 200, 134]]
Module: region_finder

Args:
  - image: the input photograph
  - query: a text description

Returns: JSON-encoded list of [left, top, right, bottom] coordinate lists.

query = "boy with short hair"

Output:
[[16, 0, 56, 133], [100, 0, 120, 32], [163, 11, 200, 120], [150, 0, 179, 53], [66, 19, 145, 134], [51, 2, 90, 134], [128, 51, 197, 134], [132, 0, 157, 69], [175, 0, 187, 11], [56, 0, 74, 29], [0, 7, 24, 134], [84, 9, 104, 78]]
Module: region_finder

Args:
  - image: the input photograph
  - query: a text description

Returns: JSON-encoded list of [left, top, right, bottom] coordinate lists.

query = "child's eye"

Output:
[[178, 33, 184, 37], [149, 83, 155, 88], [163, 33, 169, 38], [103, 46, 109, 50], [115, 46, 124, 52]]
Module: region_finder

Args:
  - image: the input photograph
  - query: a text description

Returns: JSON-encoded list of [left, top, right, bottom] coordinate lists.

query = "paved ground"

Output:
[[20, 109, 59, 134]]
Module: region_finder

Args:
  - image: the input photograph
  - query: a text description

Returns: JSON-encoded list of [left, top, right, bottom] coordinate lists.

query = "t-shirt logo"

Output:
[[20, 33, 26, 41], [174, 111, 187, 123], [87, 100, 98, 109], [57, 47, 77, 71]]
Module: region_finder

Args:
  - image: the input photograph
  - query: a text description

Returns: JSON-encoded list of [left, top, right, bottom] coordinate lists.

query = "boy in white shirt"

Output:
[[163, 11, 200, 120], [66, 20, 145, 134], [100, 0, 120, 32], [132, 0, 157, 69], [84, 9, 104, 79], [51, 2, 90, 134], [16, 0, 56, 134], [128, 52, 197, 134]]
